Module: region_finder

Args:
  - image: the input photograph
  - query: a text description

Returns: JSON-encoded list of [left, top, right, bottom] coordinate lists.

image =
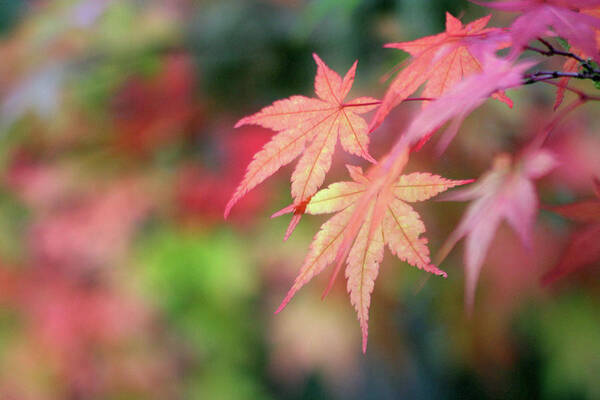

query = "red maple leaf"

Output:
[[225, 54, 379, 218], [542, 178, 600, 284], [370, 12, 511, 132]]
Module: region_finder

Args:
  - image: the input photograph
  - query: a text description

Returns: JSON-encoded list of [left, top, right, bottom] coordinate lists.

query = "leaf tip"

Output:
[[312, 52, 324, 66], [426, 263, 448, 278], [275, 290, 295, 314], [360, 317, 370, 353], [234, 117, 248, 128], [364, 151, 377, 164], [321, 276, 337, 300], [283, 214, 302, 241], [274, 303, 286, 315], [224, 198, 235, 219], [271, 204, 295, 219], [322, 250, 348, 300]]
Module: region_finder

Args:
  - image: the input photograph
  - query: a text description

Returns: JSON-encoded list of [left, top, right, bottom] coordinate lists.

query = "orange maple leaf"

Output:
[[370, 12, 512, 132], [224, 54, 379, 218], [275, 162, 471, 352]]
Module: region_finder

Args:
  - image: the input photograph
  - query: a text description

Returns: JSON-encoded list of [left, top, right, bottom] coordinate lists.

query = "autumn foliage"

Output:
[[226, 1, 600, 352]]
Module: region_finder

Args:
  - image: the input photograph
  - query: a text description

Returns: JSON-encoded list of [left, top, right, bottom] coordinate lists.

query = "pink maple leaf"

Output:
[[473, 0, 600, 60], [391, 56, 534, 154], [370, 12, 511, 132], [438, 149, 558, 311]]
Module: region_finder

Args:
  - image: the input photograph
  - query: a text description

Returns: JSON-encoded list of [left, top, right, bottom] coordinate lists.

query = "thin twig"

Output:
[[524, 45, 585, 63], [523, 71, 587, 84], [525, 38, 597, 73]]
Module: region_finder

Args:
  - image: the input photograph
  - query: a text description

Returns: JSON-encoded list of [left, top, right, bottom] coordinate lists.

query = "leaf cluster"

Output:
[[225, 1, 600, 352]]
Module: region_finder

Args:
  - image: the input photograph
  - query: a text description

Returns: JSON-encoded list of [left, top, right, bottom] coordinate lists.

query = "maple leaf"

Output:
[[553, 51, 583, 110], [473, 1, 600, 61], [275, 163, 471, 352], [388, 56, 534, 154], [438, 149, 558, 311], [370, 12, 511, 132], [554, 7, 600, 109], [542, 178, 600, 284], [224, 54, 379, 218]]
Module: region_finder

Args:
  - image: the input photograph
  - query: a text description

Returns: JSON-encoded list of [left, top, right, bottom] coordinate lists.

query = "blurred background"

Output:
[[0, 0, 599, 399]]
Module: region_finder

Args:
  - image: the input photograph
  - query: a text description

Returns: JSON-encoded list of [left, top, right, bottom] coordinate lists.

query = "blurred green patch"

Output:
[[71, 52, 161, 116], [517, 295, 600, 399], [0, 190, 29, 263], [136, 226, 271, 400]]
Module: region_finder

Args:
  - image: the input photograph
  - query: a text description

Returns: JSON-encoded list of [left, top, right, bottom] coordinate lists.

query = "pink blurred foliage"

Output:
[[0, 267, 177, 400], [473, 0, 600, 60], [16, 271, 146, 372], [26, 179, 151, 272], [485, 224, 561, 315], [0, 154, 175, 397], [4, 154, 73, 211], [546, 120, 600, 193]]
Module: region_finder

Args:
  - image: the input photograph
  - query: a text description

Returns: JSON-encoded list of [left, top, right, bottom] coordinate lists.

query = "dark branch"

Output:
[[525, 38, 596, 73], [522, 38, 600, 87], [522, 70, 597, 85]]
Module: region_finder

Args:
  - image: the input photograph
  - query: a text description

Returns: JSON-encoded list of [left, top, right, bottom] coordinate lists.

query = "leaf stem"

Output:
[[341, 97, 435, 108], [342, 101, 381, 107]]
